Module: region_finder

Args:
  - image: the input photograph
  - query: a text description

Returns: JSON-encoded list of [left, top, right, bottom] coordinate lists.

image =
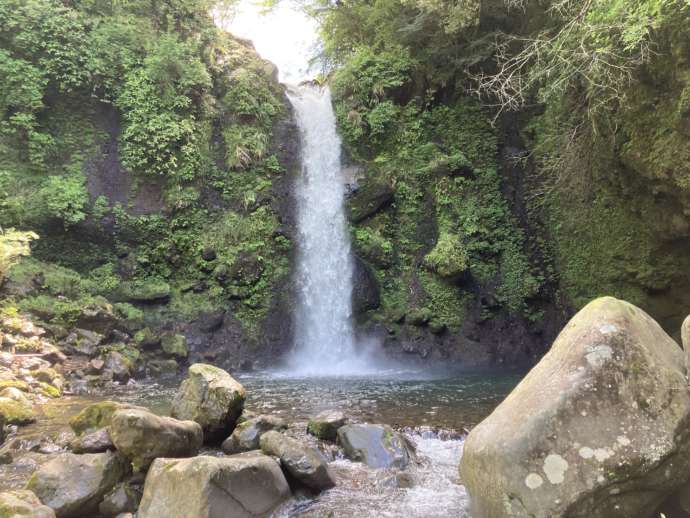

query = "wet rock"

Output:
[[347, 179, 394, 223], [160, 333, 188, 358], [171, 363, 245, 441], [98, 482, 140, 517], [147, 359, 178, 377], [62, 329, 104, 357], [0, 396, 35, 425], [69, 428, 114, 454], [307, 411, 347, 441], [133, 328, 160, 349], [260, 430, 336, 491], [221, 415, 287, 454], [0, 489, 55, 518], [460, 297, 690, 518], [337, 424, 415, 469], [27, 451, 130, 517], [103, 351, 133, 382], [682, 314, 690, 375], [69, 401, 146, 436], [352, 257, 380, 314], [197, 311, 225, 333], [137, 453, 290, 518], [109, 408, 202, 471], [229, 252, 264, 286]]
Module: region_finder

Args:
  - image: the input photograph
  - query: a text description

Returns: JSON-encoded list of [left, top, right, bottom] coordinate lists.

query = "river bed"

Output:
[[1, 368, 523, 517]]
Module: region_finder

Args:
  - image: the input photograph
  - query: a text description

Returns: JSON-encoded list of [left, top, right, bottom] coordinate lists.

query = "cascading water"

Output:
[[286, 84, 364, 375]]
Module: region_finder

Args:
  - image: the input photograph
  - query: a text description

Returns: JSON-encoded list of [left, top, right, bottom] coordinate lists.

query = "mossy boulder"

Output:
[[307, 410, 348, 441], [229, 252, 264, 287], [34, 368, 59, 385], [460, 297, 690, 518], [137, 453, 290, 518], [0, 397, 36, 425], [27, 451, 130, 517], [0, 489, 55, 518], [133, 328, 161, 349], [170, 364, 246, 440], [69, 401, 145, 436], [0, 380, 30, 392], [160, 333, 189, 358], [337, 424, 415, 469], [109, 408, 203, 471]]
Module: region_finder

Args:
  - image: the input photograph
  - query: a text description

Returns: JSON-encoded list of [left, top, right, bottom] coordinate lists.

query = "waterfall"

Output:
[[286, 84, 362, 375]]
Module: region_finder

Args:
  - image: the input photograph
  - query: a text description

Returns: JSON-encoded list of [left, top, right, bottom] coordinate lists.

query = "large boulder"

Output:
[[137, 453, 290, 518], [26, 451, 130, 517], [69, 428, 114, 454], [307, 410, 347, 441], [337, 424, 415, 469], [109, 408, 202, 470], [0, 490, 55, 518], [69, 401, 147, 436], [221, 415, 287, 454], [682, 314, 690, 375], [460, 297, 690, 518], [160, 333, 189, 358], [346, 178, 394, 223], [171, 364, 245, 440], [260, 430, 336, 491]]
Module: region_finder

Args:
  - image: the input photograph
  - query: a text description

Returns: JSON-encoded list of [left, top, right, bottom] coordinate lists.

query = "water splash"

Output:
[[285, 84, 373, 375]]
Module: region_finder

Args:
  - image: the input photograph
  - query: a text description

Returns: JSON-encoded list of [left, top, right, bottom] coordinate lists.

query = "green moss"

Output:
[[424, 232, 469, 280], [69, 400, 130, 436], [0, 397, 36, 425]]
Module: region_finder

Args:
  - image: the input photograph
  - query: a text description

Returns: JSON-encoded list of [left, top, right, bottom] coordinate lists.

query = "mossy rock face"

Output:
[[337, 424, 415, 469], [229, 252, 264, 287], [134, 328, 161, 349], [0, 489, 55, 518], [347, 179, 394, 223], [0, 397, 36, 425], [117, 280, 171, 304], [160, 333, 189, 358], [69, 401, 145, 436]]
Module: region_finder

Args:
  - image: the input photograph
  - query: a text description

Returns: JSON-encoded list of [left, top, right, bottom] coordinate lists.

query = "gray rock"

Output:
[[137, 453, 290, 518], [109, 408, 202, 471], [69, 401, 147, 437], [307, 410, 347, 441], [69, 428, 113, 454], [460, 297, 690, 518], [171, 363, 245, 440], [63, 329, 104, 357], [0, 489, 55, 517], [160, 333, 188, 358], [26, 451, 130, 517], [103, 351, 133, 382], [221, 415, 287, 454], [337, 424, 415, 469], [260, 430, 336, 491], [98, 482, 140, 517]]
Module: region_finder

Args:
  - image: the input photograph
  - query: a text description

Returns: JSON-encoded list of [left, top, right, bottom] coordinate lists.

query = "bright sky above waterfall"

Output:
[[215, 0, 319, 84]]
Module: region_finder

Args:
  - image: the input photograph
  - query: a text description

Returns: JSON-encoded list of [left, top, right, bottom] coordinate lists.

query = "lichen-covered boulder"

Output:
[[682, 314, 690, 375], [69, 401, 146, 436], [170, 363, 245, 440], [0, 489, 55, 518], [0, 396, 35, 425], [26, 451, 130, 517], [260, 431, 336, 491], [221, 415, 286, 454], [137, 453, 290, 518], [307, 410, 347, 441], [109, 408, 202, 470], [337, 424, 415, 469], [459, 297, 690, 518]]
